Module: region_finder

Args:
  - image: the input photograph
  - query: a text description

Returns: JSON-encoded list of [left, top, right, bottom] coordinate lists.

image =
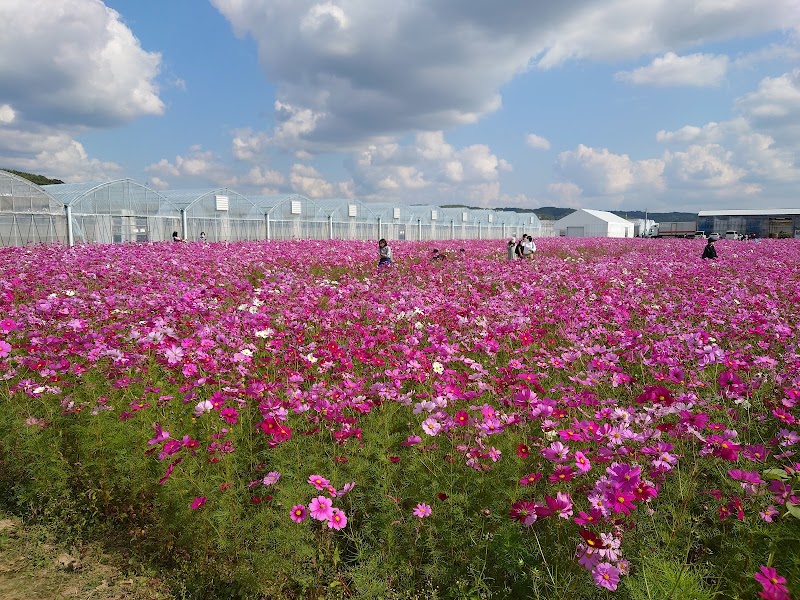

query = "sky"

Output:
[[0, 0, 799, 212]]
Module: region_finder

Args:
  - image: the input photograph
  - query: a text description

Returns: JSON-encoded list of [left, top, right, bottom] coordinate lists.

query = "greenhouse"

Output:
[[315, 198, 382, 240], [0, 170, 67, 245], [44, 179, 181, 244], [251, 195, 328, 240], [0, 170, 545, 247], [161, 188, 265, 242]]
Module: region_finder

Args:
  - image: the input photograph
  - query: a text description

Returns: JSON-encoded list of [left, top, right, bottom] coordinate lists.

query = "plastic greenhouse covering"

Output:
[[44, 179, 181, 244], [0, 170, 67, 245], [0, 170, 543, 247], [161, 189, 265, 242]]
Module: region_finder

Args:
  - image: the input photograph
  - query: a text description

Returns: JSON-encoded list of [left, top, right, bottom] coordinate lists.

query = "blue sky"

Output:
[[0, 0, 798, 212]]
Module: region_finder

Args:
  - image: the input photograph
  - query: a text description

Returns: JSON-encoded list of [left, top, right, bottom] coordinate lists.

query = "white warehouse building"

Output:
[[554, 209, 634, 238]]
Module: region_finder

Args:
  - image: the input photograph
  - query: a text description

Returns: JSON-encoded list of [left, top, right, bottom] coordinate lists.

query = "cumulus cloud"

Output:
[[350, 131, 513, 204], [211, 0, 800, 151], [0, 0, 164, 128], [0, 104, 15, 125], [615, 52, 729, 87], [0, 125, 121, 182], [548, 182, 584, 207], [289, 163, 352, 198], [526, 134, 551, 150], [557, 144, 665, 196], [145, 146, 236, 186], [735, 68, 800, 142]]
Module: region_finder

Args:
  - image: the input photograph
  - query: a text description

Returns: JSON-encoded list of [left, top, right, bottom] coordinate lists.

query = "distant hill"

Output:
[[2, 169, 64, 186]]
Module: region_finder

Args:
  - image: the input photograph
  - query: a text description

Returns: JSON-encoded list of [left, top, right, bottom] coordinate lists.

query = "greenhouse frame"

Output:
[[0, 170, 67, 245], [0, 170, 543, 247]]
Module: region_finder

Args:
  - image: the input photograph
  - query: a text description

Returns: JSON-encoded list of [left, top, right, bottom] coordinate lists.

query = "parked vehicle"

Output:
[[649, 221, 698, 238], [725, 231, 740, 240], [693, 231, 707, 239], [708, 233, 720, 241]]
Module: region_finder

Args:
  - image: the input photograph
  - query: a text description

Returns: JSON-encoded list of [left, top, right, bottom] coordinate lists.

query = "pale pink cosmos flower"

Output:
[[263, 471, 281, 485], [309, 496, 334, 521], [413, 503, 432, 518], [0, 340, 10, 358], [422, 417, 441, 436]]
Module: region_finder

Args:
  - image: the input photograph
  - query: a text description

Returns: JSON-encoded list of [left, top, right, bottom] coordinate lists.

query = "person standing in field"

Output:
[[702, 239, 717, 260], [378, 238, 393, 267], [507, 239, 516, 260], [522, 235, 536, 259]]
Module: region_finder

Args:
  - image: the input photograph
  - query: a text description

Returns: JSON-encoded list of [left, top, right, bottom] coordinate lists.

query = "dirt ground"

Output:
[[0, 515, 172, 600]]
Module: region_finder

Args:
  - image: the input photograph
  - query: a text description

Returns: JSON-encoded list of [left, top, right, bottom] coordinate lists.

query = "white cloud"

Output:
[[615, 52, 729, 87], [548, 182, 584, 207], [0, 0, 164, 127], [289, 163, 337, 197], [662, 144, 747, 188], [242, 165, 286, 187], [232, 128, 270, 161], [0, 125, 121, 182], [145, 146, 235, 186], [211, 0, 799, 151], [557, 144, 665, 196], [735, 68, 800, 142], [0, 104, 15, 125], [351, 132, 512, 203], [526, 133, 551, 150], [148, 177, 169, 190]]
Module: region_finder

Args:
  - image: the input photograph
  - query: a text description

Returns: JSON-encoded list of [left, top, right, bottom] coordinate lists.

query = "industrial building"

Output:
[[697, 209, 800, 239]]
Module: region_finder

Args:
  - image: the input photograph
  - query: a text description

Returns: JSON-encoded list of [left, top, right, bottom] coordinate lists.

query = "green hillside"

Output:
[[2, 169, 64, 186]]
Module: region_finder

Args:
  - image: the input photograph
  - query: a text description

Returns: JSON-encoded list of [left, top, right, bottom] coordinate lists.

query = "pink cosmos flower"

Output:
[[422, 417, 442, 436], [290, 504, 307, 523], [308, 474, 330, 490], [592, 562, 621, 591], [413, 503, 432, 518], [519, 472, 542, 486], [402, 435, 422, 446], [0, 318, 18, 332], [263, 471, 281, 485], [574, 451, 591, 473], [220, 407, 239, 424], [309, 496, 334, 521], [327, 508, 348, 530], [190, 497, 207, 510], [754, 565, 789, 600], [0, 340, 10, 358]]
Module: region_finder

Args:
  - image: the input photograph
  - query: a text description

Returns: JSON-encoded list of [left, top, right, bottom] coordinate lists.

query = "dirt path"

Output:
[[0, 516, 171, 600]]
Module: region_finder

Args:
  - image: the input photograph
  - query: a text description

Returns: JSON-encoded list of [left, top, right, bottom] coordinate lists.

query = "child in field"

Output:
[[378, 239, 393, 267]]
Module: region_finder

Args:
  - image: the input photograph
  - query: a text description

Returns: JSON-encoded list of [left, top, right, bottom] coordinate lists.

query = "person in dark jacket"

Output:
[[702, 239, 717, 260]]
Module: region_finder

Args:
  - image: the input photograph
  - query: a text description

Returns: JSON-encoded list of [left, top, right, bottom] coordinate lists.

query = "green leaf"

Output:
[[786, 502, 800, 520], [763, 468, 789, 481]]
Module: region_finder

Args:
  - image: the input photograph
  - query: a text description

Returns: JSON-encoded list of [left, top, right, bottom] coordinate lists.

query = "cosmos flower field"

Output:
[[0, 238, 798, 599]]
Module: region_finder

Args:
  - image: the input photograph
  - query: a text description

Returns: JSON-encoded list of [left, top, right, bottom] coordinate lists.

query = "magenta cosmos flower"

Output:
[[309, 496, 334, 521], [190, 496, 207, 510], [290, 504, 307, 523], [413, 503, 432, 518], [754, 566, 789, 599], [308, 474, 330, 490], [327, 508, 348, 530]]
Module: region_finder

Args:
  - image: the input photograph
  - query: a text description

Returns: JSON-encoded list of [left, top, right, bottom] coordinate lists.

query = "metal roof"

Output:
[[698, 209, 800, 217]]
